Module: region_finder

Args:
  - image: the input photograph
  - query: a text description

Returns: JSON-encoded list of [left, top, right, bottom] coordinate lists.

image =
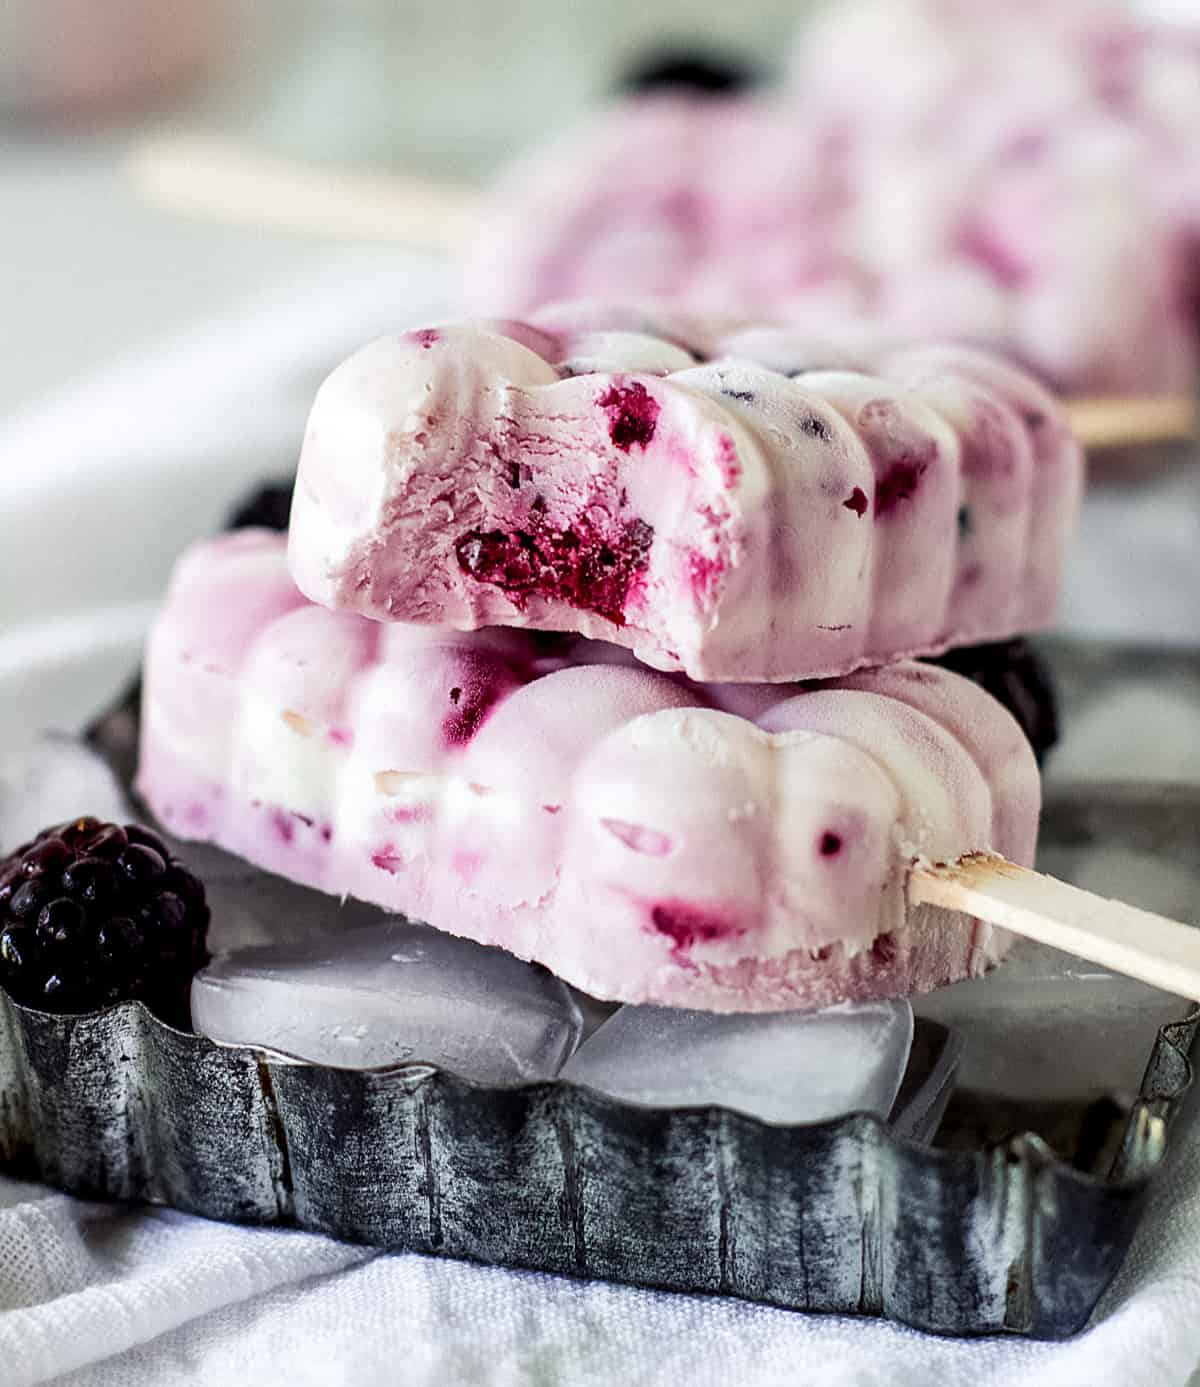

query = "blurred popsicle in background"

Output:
[[108, 0, 1200, 450]]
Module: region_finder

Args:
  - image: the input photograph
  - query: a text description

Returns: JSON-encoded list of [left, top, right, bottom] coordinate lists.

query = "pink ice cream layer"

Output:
[[137, 531, 1040, 1013], [287, 310, 1082, 683]]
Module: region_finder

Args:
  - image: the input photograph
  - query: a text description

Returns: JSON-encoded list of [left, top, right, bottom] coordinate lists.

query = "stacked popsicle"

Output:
[[137, 307, 1084, 1012]]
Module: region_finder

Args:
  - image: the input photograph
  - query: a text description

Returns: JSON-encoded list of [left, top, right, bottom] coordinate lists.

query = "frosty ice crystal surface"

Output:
[[193, 918, 583, 1083], [561, 999, 914, 1124]]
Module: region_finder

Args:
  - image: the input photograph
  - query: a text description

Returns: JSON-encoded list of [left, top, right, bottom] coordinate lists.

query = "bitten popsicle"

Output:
[[287, 311, 1083, 683]]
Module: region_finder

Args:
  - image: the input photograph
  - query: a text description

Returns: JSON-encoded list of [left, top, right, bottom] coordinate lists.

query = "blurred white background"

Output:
[[0, 0, 818, 415]]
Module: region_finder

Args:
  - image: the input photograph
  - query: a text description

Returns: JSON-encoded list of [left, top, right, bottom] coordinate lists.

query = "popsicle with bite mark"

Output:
[[286, 312, 1083, 682]]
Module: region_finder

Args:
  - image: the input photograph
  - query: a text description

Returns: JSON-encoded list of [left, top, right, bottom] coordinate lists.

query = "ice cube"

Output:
[[888, 1019, 963, 1143], [0, 734, 132, 854], [559, 1000, 914, 1126], [913, 938, 1186, 1104], [184, 841, 389, 956], [192, 919, 584, 1084]]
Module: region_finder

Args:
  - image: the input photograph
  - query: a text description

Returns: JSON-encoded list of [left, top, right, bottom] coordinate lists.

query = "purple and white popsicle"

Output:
[[137, 531, 1040, 1013], [287, 311, 1082, 683]]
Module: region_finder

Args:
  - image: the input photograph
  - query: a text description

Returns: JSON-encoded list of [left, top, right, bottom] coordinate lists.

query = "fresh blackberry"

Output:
[[0, 818, 209, 1021], [929, 639, 1059, 766], [619, 47, 762, 96], [225, 479, 294, 533]]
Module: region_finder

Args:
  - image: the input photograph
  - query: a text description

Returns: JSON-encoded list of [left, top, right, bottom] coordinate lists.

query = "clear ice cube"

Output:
[[187, 841, 390, 956], [192, 919, 584, 1084], [913, 938, 1187, 1104], [559, 1000, 914, 1126], [0, 734, 132, 854], [888, 1019, 963, 1143]]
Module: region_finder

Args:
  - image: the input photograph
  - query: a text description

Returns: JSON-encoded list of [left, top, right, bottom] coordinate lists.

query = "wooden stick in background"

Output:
[[127, 131, 476, 249], [911, 854, 1200, 1000], [127, 131, 1199, 454], [1064, 394, 1198, 453]]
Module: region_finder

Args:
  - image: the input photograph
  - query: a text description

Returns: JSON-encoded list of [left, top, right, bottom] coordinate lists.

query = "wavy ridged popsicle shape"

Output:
[[288, 309, 1082, 682], [138, 532, 1041, 1012]]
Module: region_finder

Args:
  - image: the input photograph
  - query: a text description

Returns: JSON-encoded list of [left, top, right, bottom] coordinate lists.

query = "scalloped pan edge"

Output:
[[0, 992, 1195, 1339]]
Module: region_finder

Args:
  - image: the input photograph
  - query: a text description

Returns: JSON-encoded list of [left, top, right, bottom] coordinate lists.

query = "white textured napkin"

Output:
[[1, 1116, 1199, 1387], [1, 249, 1199, 1386]]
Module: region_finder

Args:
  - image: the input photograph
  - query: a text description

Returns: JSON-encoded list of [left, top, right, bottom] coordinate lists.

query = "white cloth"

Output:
[[1, 249, 1199, 1386], [1, 1119, 1199, 1387]]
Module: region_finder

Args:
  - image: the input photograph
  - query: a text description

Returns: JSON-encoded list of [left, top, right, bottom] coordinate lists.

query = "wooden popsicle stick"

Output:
[[1064, 394, 1198, 452], [126, 132, 477, 249], [910, 852, 1200, 1000]]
